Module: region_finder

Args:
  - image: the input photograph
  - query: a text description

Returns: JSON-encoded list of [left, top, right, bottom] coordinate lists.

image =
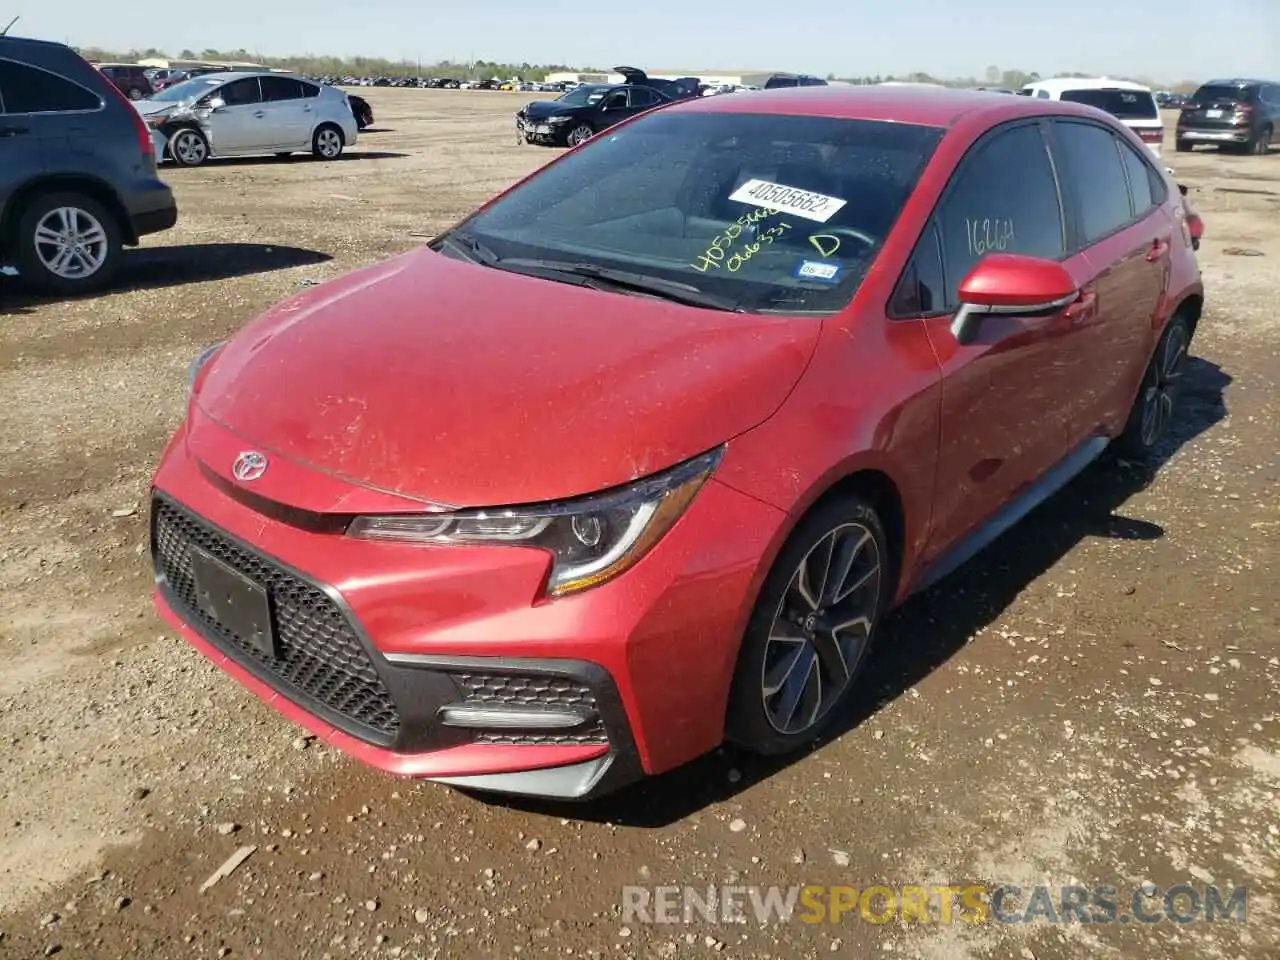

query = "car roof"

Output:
[[1022, 76, 1153, 94], [190, 71, 304, 82], [668, 84, 1116, 129], [1199, 78, 1265, 87]]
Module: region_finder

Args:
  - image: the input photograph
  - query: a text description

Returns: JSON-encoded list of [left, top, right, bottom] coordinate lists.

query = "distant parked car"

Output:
[[348, 93, 374, 130], [0, 36, 177, 293], [135, 72, 359, 166], [764, 73, 828, 89], [516, 67, 694, 147], [1176, 79, 1280, 155], [94, 62, 154, 100], [1020, 77, 1164, 157]]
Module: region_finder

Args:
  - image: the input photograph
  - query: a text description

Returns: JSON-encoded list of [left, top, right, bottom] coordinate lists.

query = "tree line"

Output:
[[72, 47, 1203, 91]]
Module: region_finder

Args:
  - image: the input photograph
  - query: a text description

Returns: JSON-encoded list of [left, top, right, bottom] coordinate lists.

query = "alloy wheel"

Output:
[[317, 128, 343, 158], [172, 130, 207, 165], [32, 206, 109, 280], [1139, 323, 1188, 447], [1253, 129, 1272, 156], [567, 125, 593, 147], [762, 522, 881, 735]]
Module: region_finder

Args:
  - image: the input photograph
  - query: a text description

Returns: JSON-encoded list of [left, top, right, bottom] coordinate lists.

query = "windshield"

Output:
[[1058, 88, 1158, 119], [1190, 84, 1256, 104], [556, 85, 609, 107], [447, 111, 943, 315], [148, 76, 225, 102]]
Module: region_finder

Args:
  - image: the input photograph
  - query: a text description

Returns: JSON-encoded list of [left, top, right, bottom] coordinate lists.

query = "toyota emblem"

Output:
[[232, 451, 268, 482]]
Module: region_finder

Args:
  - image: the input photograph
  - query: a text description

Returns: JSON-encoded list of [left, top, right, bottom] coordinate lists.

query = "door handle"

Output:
[[1145, 237, 1169, 262], [0, 125, 29, 137], [253, 110, 266, 119]]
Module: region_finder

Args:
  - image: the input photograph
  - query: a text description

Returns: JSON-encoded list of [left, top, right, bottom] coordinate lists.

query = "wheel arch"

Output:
[[0, 175, 135, 250], [314, 120, 346, 144], [1171, 292, 1203, 339]]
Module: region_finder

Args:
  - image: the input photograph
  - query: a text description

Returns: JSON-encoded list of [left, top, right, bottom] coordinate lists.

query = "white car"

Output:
[[135, 72, 359, 167], [1019, 77, 1164, 158]]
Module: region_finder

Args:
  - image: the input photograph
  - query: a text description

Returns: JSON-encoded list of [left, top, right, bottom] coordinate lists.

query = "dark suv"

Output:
[[0, 37, 177, 294], [1176, 79, 1280, 155], [95, 63, 154, 100], [764, 73, 828, 89]]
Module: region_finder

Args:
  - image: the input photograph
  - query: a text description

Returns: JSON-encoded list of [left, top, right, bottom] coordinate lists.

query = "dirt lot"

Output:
[[0, 92, 1277, 959]]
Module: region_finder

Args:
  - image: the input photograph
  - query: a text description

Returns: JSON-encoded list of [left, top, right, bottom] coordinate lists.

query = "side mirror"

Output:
[[951, 254, 1078, 346], [206, 97, 226, 111]]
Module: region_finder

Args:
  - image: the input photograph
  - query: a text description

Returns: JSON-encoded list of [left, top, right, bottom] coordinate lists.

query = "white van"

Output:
[[1019, 78, 1164, 158]]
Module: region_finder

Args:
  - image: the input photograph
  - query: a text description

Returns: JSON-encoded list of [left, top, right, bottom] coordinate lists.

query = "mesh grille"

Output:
[[448, 672, 608, 745], [152, 498, 401, 742]]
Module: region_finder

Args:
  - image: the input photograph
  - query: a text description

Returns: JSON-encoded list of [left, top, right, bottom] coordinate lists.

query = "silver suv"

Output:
[[0, 36, 177, 294]]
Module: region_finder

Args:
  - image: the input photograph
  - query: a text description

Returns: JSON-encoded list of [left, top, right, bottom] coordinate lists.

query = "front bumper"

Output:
[[150, 420, 784, 799], [515, 117, 565, 146]]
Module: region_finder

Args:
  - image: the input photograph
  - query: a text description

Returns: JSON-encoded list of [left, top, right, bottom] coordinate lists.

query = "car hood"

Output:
[[192, 248, 820, 509], [520, 100, 582, 120], [133, 99, 186, 117]]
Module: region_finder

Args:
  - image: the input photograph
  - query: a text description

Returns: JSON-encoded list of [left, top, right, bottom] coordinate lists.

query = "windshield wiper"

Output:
[[437, 232, 499, 265], [495, 258, 743, 312]]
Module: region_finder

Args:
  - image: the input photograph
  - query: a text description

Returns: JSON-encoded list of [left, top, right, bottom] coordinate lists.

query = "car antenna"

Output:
[[0, 15, 19, 35]]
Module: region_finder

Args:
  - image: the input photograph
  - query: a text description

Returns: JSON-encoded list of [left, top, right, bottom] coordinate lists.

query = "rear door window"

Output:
[[0, 59, 101, 113], [260, 76, 305, 101], [1058, 88, 1159, 120], [935, 122, 1066, 307], [1052, 120, 1133, 242]]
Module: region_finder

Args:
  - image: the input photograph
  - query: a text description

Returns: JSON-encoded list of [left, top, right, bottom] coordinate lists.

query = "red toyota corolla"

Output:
[[153, 86, 1204, 800]]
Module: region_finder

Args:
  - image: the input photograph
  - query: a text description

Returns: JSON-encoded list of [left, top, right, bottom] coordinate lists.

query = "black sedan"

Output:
[[515, 67, 696, 147]]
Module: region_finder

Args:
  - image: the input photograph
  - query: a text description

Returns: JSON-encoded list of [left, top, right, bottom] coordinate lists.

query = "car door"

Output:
[[258, 75, 309, 148], [1050, 119, 1171, 443], [0, 57, 104, 173], [206, 76, 265, 154], [896, 120, 1096, 569], [0, 59, 54, 184], [626, 86, 664, 119], [596, 88, 631, 131]]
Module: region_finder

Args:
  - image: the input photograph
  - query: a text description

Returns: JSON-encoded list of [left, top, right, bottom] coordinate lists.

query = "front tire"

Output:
[[565, 123, 594, 147], [1115, 316, 1191, 459], [14, 192, 122, 295], [726, 496, 890, 755], [312, 124, 344, 160], [168, 127, 210, 167]]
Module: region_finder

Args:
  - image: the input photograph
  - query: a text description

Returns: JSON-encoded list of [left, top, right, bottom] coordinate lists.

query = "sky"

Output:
[[10, 0, 1278, 84]]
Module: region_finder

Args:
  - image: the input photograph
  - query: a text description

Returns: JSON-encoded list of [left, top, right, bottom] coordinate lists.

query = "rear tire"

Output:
[[725, 496, 891, 756], [127, 87, 144, 101], [1250, 125, 1272, 156], [1114, 316, 1191, 459], [1175, 139, 1192, 153], [14, 192, 123, 296], [312, 124, 344, 160]]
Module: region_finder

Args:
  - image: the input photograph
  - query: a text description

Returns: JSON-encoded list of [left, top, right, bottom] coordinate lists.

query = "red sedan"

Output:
[[154, 86, 1204, 800]]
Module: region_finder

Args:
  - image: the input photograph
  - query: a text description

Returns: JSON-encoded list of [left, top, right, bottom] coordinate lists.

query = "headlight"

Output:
[[185, 340, 225, 398], [346, 448, 724, 597], [546, 115, 573, 124]]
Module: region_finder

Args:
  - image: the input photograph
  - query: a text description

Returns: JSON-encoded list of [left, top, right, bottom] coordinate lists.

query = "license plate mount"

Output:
[[189, 548, 278, 659], [1205, 109, 1223, 118]]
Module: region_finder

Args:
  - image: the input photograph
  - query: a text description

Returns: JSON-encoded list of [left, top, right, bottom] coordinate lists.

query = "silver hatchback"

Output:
[[136, 72, 359, 166]]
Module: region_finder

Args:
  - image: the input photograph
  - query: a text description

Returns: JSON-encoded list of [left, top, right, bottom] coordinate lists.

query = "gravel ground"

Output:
[[0, 93, 1277, 959]]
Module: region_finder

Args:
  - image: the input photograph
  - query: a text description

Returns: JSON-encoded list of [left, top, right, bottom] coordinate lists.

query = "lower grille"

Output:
[[447, 672, 608, 746], [152, 497, 401, 743]]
